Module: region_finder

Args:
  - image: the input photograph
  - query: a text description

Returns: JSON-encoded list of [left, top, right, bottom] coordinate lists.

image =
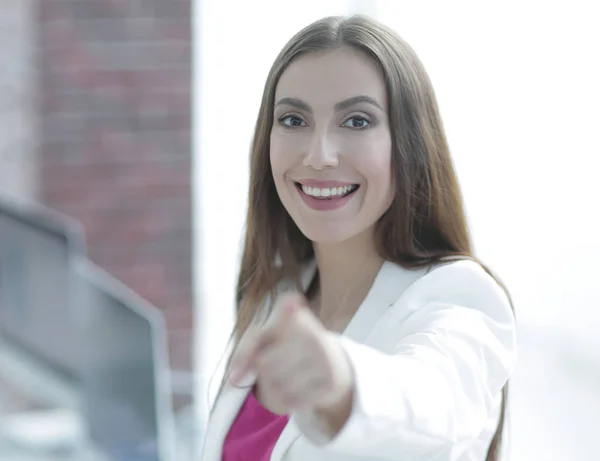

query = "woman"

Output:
[[201, 14, 517, 461]]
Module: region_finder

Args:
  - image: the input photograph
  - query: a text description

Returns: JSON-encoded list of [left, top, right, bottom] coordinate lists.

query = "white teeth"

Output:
[[301, 185, 357, 198]]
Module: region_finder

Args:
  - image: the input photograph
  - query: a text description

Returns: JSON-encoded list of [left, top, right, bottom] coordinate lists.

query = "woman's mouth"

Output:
[[294, 182, 360, 200]]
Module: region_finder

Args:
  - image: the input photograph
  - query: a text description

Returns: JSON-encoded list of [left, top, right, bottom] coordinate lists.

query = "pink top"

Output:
[[222, 390, 290, 461]]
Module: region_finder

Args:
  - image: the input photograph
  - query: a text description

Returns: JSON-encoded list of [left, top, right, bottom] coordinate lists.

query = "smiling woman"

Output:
[[199, 14, 516, 461]]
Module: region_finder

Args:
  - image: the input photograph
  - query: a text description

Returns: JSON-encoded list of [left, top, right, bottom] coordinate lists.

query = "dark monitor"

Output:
[[0, 197, 86, 381], [75, 260, 175, 461]]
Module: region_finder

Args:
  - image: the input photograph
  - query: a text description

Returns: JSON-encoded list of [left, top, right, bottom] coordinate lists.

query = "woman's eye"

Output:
[[279, 115, 306, 127], [342, 116, 371, 129]]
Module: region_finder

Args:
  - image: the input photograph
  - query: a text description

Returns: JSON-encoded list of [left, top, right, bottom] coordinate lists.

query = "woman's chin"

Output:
[[297, 226, 358, 245]]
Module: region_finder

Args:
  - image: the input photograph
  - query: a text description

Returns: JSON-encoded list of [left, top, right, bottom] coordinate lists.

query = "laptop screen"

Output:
[[76, 261, 175, 461], [0, 199, 85, 381]]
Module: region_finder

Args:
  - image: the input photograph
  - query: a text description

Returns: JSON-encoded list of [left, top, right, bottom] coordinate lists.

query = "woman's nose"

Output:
[[302, 132, 339, 170]]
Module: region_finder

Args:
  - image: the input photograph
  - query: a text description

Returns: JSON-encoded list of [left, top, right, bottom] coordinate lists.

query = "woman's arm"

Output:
[[292, 262, 517, 460]]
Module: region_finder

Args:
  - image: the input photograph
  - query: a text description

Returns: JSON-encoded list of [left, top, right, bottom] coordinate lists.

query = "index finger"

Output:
[[263, 291, 307, 334]]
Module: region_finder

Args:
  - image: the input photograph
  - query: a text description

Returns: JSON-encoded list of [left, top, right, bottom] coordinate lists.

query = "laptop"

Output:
[[75, 260, 176, 461]]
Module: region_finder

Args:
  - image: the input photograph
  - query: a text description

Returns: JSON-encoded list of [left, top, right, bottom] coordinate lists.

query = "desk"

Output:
[[0, 335, 198, 461]]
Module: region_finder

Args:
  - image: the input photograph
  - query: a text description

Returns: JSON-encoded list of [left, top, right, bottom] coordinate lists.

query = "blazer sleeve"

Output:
[[292, 261, 518, 460]]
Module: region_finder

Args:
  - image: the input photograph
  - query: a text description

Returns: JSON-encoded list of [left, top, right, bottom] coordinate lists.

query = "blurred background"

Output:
[[0, 0, 598, 460]]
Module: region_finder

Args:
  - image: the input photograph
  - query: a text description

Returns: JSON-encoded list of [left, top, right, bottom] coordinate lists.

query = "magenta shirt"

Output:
[[222, 391, 290, 461]]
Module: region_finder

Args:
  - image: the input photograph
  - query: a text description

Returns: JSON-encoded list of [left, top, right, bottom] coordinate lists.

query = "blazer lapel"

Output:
[[200, 372, 255, 461], [344, 261, 428, 343]]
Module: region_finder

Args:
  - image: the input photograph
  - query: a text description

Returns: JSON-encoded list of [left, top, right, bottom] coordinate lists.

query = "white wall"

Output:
[[193, 1, 600, 458], [376, 0, 600, 331]]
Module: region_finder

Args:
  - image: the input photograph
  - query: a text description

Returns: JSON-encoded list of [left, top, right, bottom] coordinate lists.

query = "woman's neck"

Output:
[[311, 229, 384, 327]]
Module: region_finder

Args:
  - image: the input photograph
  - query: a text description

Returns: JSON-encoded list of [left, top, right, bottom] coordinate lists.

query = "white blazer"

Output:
[[200, 259, 517, 461]]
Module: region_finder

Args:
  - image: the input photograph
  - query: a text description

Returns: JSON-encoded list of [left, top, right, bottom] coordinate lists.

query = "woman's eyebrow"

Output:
[[335, 95, 383, 112], [274, 95, 383, 113], [274, 98, 312, 112]]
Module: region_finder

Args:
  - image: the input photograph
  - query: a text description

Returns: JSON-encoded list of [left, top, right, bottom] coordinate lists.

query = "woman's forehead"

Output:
[[274, 47, 387, 110]]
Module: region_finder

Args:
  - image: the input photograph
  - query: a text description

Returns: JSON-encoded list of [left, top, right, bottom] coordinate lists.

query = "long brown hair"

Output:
[[224, 15, 512, 461]]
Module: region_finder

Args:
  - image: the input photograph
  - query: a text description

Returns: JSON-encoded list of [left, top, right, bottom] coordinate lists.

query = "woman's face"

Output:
[[270, 46, 394, 244]]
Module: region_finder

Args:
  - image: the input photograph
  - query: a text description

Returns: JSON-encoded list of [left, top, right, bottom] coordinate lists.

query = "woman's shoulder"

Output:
[[386, 257, 512, 316], [375, 259, 516, 357]]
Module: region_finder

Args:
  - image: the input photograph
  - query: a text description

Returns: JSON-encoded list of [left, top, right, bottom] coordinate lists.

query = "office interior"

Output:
[[1, 1, 599, 461]]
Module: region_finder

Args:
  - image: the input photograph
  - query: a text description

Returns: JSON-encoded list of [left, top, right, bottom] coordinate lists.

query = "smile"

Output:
[[295, 183, 359, 200], [294, 182, 360, 211]]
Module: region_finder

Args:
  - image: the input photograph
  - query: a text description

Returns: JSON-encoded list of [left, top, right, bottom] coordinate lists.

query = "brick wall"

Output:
[[0, 0, 38, 203], [37, 0, 193, 381]]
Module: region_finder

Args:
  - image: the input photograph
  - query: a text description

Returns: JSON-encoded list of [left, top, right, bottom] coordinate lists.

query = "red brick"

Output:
[[39, 0, 193, 372]]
